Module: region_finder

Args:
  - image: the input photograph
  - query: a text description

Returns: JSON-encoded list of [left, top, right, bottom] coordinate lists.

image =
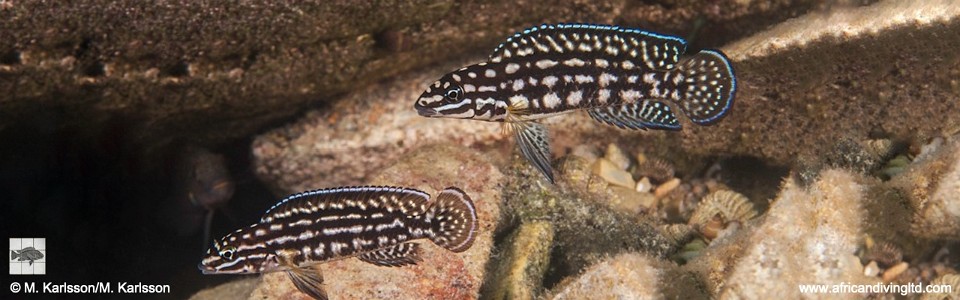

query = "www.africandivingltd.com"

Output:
[[798, 281, 954, 296]]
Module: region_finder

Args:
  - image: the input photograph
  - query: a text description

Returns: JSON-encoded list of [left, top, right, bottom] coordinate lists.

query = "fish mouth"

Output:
[[198, 263, 217, 274], [415, 105, 439, 117]]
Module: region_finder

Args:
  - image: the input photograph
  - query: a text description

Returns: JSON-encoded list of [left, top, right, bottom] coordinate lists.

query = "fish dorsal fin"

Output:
[[357, 242, 423, 267], [588, 100, 681, 130], [260, 186, 431, 223], [489, 23, 687, 70], [22, 247, 35, 251], [511, 122, 554, 183]]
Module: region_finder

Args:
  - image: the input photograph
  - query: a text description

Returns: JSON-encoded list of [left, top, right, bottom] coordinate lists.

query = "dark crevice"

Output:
[[1, 50, 22, 65], [74, 37, 93, 59], [165, 61, 192, 77], [83, 61, 106, 77]]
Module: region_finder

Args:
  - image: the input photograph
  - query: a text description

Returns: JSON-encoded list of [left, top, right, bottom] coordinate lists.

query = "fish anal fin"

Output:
[[358, 242, 423, 267], [511, 122, 555, 183], [588, 100, 681, 131]]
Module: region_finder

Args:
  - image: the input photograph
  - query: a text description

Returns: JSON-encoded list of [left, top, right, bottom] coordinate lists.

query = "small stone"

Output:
[[635, 177, 653, 193], [863, 261, 880, 277], [608, 186, 657, 214], [570, 145, 599, 161], [882, 262, 909, 282], [654, 178, 681, 198], [604, 143, 631, 170], [635, 152, 648, 165], [593, 158, 636, 189]]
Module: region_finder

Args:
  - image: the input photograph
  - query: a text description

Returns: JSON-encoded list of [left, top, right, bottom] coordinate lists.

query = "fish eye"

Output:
[[219, 246, 237, 261], [445, 88, 461, 100]]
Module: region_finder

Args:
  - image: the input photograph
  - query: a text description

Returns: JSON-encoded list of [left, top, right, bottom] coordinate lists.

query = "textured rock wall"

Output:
[[0, 0, 834, 150], [252, 0, 960, 192]]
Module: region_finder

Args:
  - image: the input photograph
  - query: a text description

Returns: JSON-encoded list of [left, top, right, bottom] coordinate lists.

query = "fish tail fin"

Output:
[[428, 187, 478, 253], [11, 250, 18, 260], [669, 49, 736, 125]]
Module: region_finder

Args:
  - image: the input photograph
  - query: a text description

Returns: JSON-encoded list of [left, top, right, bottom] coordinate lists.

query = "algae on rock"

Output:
[[482, 220, 556, 300], [548, 252, 708, 300]]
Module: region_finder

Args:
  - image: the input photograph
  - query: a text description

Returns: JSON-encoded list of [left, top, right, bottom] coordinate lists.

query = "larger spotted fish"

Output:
[[199, 186, 478, 300], [415, 23, 736, 183]]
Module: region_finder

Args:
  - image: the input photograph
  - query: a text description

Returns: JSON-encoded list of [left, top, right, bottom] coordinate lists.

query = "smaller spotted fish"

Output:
[[415, 23, 736, 183], [11, 247, 44, 265], [199, 186, 478, 300]]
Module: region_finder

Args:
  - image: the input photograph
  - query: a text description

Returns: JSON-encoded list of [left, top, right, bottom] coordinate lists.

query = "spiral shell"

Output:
[[660, 223, 696, 245], [863, 241, 903, 268], [635, 157, 676, 184], [689, 190, 758, 226]]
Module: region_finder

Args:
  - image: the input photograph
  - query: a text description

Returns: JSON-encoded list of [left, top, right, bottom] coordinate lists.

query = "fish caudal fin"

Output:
[[670, 50, 736, 125], [428, 187, 478, 253], [11, 250, 18, 260]]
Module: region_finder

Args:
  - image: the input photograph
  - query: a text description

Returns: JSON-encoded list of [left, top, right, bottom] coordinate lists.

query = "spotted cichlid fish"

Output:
[[199, 186, 478, 300], [415, 23, 736, 183], [11, 247, 44, 265]]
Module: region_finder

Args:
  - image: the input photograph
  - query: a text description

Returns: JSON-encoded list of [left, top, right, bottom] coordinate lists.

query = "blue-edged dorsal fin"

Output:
[[511, 121, 554, 183], [489, 23, 688, 71], [669, 49, 736, 125], [260, 186, 430, 223], [358, 242, 422, 267], [588, 100, 681, 131]]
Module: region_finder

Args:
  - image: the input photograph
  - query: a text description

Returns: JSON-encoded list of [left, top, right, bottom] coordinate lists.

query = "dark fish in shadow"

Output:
[[11, 247, 44, 265], [158, 145, 235, 249]]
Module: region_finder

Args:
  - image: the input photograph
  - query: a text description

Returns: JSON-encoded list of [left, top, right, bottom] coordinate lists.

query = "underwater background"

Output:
[[1, 0, 959, 299]]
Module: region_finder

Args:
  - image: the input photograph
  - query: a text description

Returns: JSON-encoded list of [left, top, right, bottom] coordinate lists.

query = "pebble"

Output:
[[654, 178, 681, 198], [863, 261, 880, 277], [882, 262, 909, 282], [604, 143, 631, 170], [635, 177, 653, 193], [593, 158, 635, 189]]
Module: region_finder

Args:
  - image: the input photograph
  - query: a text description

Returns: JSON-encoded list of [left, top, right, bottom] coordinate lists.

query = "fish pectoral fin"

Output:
[[511, 121, 555, 183], [358, 242, 423, 267], [287, 266, 327, 300], [587, 101, 681, 131]]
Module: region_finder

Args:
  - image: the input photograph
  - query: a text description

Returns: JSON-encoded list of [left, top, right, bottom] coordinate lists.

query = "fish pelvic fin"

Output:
[[428, 187, 478, 253], [510, 121, 555, 183], [278, 250, 327, 300], [669, 49, 736, 125], [286, 267, 327, 300]]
